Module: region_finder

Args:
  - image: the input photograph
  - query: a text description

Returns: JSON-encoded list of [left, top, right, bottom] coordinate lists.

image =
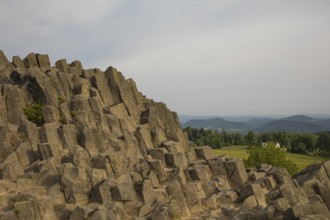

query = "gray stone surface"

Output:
[[0, 50, 9, 69], [224, 158, 248, 188], [240, 183, 267, 208], [55, 59, 69, 73], [111, 174, 137, 201], [195, 146, 215, 160], [23, 52, 39, 68], [208, 156, 227, 176], [92, 69, 115, 106], [16, 142, 35, 166], [36, 53, 51, 68], [165, 152, 188, 169], [12, 55, 25, 68], [166, 180, 191, 219]]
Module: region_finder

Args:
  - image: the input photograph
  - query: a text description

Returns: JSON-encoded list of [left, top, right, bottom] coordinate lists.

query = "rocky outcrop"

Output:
[[0, 51, 330, 220]]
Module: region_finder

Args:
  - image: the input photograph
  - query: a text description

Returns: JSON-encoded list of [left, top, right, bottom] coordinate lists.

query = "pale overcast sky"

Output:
[[1, 0, 329, 116]]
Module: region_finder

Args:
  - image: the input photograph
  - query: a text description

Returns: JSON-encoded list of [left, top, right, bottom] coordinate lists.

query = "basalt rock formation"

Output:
[[0, 51, 330, 220]]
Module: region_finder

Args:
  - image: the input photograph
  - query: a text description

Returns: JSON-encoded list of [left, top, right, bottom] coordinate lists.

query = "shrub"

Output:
[[244, 143, 298, 175], [23, 103, 45, 126]]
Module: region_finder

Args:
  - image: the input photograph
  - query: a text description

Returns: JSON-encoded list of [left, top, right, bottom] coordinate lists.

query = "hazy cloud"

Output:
[[1, 0, 329, 115]]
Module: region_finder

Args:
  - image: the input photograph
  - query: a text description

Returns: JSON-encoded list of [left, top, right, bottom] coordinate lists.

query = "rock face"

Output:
[[0, 51, 330, 220]]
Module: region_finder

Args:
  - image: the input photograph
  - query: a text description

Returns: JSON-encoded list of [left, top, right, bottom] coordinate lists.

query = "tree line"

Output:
[[184, 127, 330, 157]]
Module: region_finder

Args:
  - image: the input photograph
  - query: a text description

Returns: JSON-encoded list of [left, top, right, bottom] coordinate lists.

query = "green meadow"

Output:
[[213, 145, 327, 171]]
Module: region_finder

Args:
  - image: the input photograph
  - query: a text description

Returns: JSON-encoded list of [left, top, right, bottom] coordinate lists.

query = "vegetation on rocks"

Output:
[[23, 103, 45, 126]]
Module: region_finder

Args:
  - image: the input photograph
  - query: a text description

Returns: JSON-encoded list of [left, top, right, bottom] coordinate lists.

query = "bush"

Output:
[[23, 103, 45, 126], [244, 143, 298, 175]]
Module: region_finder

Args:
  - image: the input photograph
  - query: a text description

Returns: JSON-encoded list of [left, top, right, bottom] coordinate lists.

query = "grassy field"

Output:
[[213, 145, 327, 171]]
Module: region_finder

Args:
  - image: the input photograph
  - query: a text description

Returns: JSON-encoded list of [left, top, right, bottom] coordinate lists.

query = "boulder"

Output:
[[37, 158, 61, 188], [182, 182, 202, 206], [107, 151, 128, 178], [12, 56, 25, 68], [55, 59, 69, 73], [61, 164, 91, 205], [162, 141, 180, 153], [17, 121, 40, 157], [104, 66, 124, 104], [207, 156, 227, 176], [272, 197, 290, 212], [268, 167, 293, 185], [38, 142, 62, 161], [188, 165, 212, 182], [15, 142, 35, 166], [58, 124, 78, 148], [0, 50, 9, 69], [240, 183, 267, 208], [195, 146, 215, 160], [165, 152, 188, 169], [167, 167, 187, 185], [42, 105, 60, 123], [224, 158, 248, 188], [13, 199, 57, 220], [39, 122, 61, 144], [23, 52, 39, 68], [148, 159, 167, 183], [92, 69, 115, 106], [166, 180, 190, 219], [69, 60, 83, 75], [186, 151, 197, 164], [283, 204, 313, 220], [135, 126, 154, 157], [150, 127, 167, 147], [242, 195, 258, 209], [111, 174, 137, 201], [0, 128, 21, 161], [5, 87, 25, 125], [263, 175, 277, 191], [31, 68, 59, 106], [79, 128, 99, 157], [2, 161, 24, 181], [142, 179, 156, 204], [36, 53, 51, 68], [90, 168, 108, 188], [279, 183, 309, 206]]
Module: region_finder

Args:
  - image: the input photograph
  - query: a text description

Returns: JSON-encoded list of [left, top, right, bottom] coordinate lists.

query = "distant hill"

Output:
[[314, 119, 330, 130], [181, 115, 330, 133], [179, 115, 282, 123], [182, 118, 247, 130], [282, 115, 315, 122], [255, 120, 325, 133], [179, 115, 216, 123]]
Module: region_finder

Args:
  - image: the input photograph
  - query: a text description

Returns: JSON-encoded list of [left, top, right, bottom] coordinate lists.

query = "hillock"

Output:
[[0, 51, 330, 219]]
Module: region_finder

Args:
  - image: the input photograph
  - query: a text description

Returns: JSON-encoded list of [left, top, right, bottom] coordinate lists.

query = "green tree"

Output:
[[273, 131, 291, 148], [244, 143, 298, 175], [317, 133, 330, 150], [246, 130, 258, 147]]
